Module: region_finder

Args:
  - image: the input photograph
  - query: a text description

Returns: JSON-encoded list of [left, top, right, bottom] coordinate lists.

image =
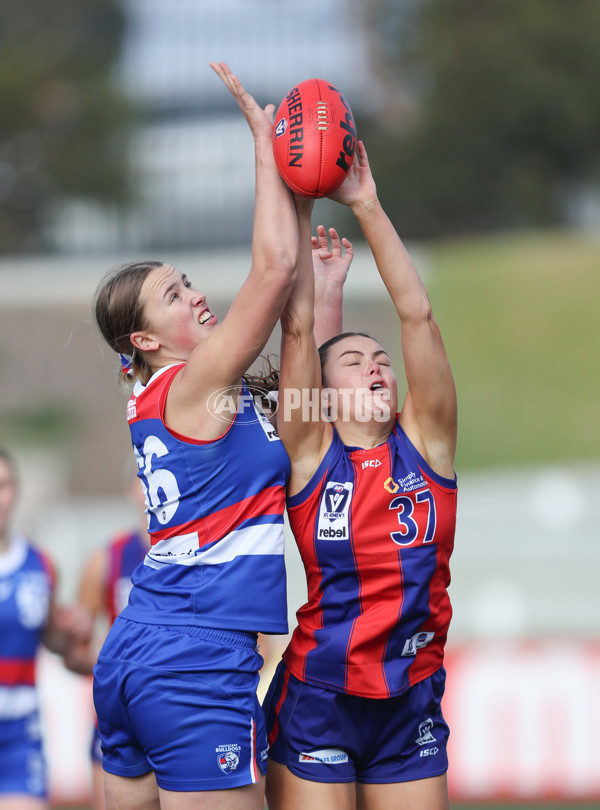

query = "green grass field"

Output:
[[417, 227, 600, 471]]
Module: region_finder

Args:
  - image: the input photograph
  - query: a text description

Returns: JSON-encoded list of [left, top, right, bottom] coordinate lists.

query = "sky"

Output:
[[118, 0, 379, 112], [53, 0, 383, 251]]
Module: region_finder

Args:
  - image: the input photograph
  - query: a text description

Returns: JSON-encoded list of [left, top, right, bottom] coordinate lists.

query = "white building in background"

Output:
[[52, 0, 381, 253]]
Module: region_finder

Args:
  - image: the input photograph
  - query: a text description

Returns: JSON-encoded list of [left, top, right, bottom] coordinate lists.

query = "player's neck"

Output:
[[334, 419, 393, 450]]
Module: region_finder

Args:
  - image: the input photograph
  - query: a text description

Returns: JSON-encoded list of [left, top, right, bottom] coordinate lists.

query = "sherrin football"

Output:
[[272, 78, 357, 198]]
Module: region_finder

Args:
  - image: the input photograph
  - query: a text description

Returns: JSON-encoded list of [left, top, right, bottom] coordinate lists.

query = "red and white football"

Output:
[[272, 78, 357, 198]]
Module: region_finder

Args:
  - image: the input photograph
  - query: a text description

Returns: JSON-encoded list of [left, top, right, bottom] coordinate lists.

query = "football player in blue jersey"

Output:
[[263, 141, 458, 810], [0, 448, 92, 810], [62, 470, 150, 810], [91, 63, 346, 810]]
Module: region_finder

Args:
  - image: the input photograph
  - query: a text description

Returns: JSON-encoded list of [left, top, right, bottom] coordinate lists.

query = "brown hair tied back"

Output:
[[94, 261, 164, 384]]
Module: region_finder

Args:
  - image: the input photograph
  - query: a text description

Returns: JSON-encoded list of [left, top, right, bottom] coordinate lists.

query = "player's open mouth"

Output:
[[199, 311, 212, 325], [370, 382, 384, 391]]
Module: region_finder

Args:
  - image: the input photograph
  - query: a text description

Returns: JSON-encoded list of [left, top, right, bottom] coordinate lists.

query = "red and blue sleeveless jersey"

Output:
[[0, 534, 55, 719], [104, 531, 148, 625], [121, 364, 290, 634], [283, 420, 457, 698]]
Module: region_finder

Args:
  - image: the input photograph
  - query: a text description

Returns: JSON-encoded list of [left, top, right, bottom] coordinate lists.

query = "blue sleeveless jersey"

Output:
[[283, 421, 457, 698], [121, 364, 290, 634], [0, 534, 55, 719]]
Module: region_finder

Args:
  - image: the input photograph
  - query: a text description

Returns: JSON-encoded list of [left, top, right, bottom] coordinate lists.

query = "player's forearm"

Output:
[[281, 196, 315, 339], [313, 279, 343, 347], [352, 198, 430, 322], [251, 136, 299, 278]]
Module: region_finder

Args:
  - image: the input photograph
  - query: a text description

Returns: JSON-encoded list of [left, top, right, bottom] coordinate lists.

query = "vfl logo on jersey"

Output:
[[216, 743, 241, 774], [401, 630, 435, 657], [317, 481, 353, 540], [299, 748, 349, 764]]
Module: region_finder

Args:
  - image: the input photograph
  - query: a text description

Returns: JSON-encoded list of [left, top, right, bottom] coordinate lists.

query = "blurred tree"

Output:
[[0, 0, 136, 253], [359, 0, 600, 237]]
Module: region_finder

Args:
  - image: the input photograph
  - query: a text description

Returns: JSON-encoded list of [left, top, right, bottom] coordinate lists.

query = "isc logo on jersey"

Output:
[[316, 481, 353, 540]]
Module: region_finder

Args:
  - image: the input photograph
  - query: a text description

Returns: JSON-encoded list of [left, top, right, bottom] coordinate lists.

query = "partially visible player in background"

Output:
[[0, 448, 90, 810], [63, 471, 150, 810]]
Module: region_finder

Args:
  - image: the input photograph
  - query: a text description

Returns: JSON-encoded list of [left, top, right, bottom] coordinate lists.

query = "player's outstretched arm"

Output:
[[278, 196, 332, 495], [312, 225, 353, 348], [330, 141, 457, 476], [176, 65, 298, 400]]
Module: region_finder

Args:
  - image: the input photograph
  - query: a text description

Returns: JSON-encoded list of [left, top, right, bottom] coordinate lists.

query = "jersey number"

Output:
[[389, 488, 436, 546], [134, 436, 181, 525]]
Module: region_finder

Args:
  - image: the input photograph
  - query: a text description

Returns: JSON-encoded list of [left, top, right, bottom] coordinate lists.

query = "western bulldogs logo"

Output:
[[317, 481, 353, 540], [216, 744, 241, 774]]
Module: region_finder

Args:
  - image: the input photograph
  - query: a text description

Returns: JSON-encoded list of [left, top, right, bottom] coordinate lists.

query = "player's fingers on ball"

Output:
[[356, 140, 369, 164]]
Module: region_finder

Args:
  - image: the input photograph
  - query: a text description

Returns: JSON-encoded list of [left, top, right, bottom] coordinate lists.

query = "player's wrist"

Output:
[[350, 196, 381, 218]]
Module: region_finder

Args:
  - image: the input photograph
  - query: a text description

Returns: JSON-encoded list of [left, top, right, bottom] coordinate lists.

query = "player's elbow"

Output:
[[281, 304, 313, 339], [257, 250, 298, 295]]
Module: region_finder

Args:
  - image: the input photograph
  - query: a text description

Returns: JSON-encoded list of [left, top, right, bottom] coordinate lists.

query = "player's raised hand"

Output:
[[328, 140, 377, 209], [312, 225, 353, 288], [210, 61, 275, 138]]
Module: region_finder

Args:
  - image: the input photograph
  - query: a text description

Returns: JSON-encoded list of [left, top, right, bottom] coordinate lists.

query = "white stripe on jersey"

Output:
[[143, 522, 285, 569], [0, 685, 38, 718]]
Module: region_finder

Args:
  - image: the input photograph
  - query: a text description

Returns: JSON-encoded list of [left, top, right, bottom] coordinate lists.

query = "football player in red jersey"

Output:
[[264, 141, 458, 810]]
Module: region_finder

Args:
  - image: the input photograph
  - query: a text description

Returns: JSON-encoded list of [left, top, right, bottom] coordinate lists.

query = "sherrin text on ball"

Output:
[[273, 78, 357, 198]]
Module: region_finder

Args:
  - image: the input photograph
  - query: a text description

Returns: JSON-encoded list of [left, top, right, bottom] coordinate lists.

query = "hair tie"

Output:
[[119, 353, 133, 374]]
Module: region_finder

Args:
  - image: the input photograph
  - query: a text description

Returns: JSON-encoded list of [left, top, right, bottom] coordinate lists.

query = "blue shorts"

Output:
[[0, 713, 47, 798], [93, 616, 268, 792], [91, 725, 102, 764], [263, 661, 449, 784]]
